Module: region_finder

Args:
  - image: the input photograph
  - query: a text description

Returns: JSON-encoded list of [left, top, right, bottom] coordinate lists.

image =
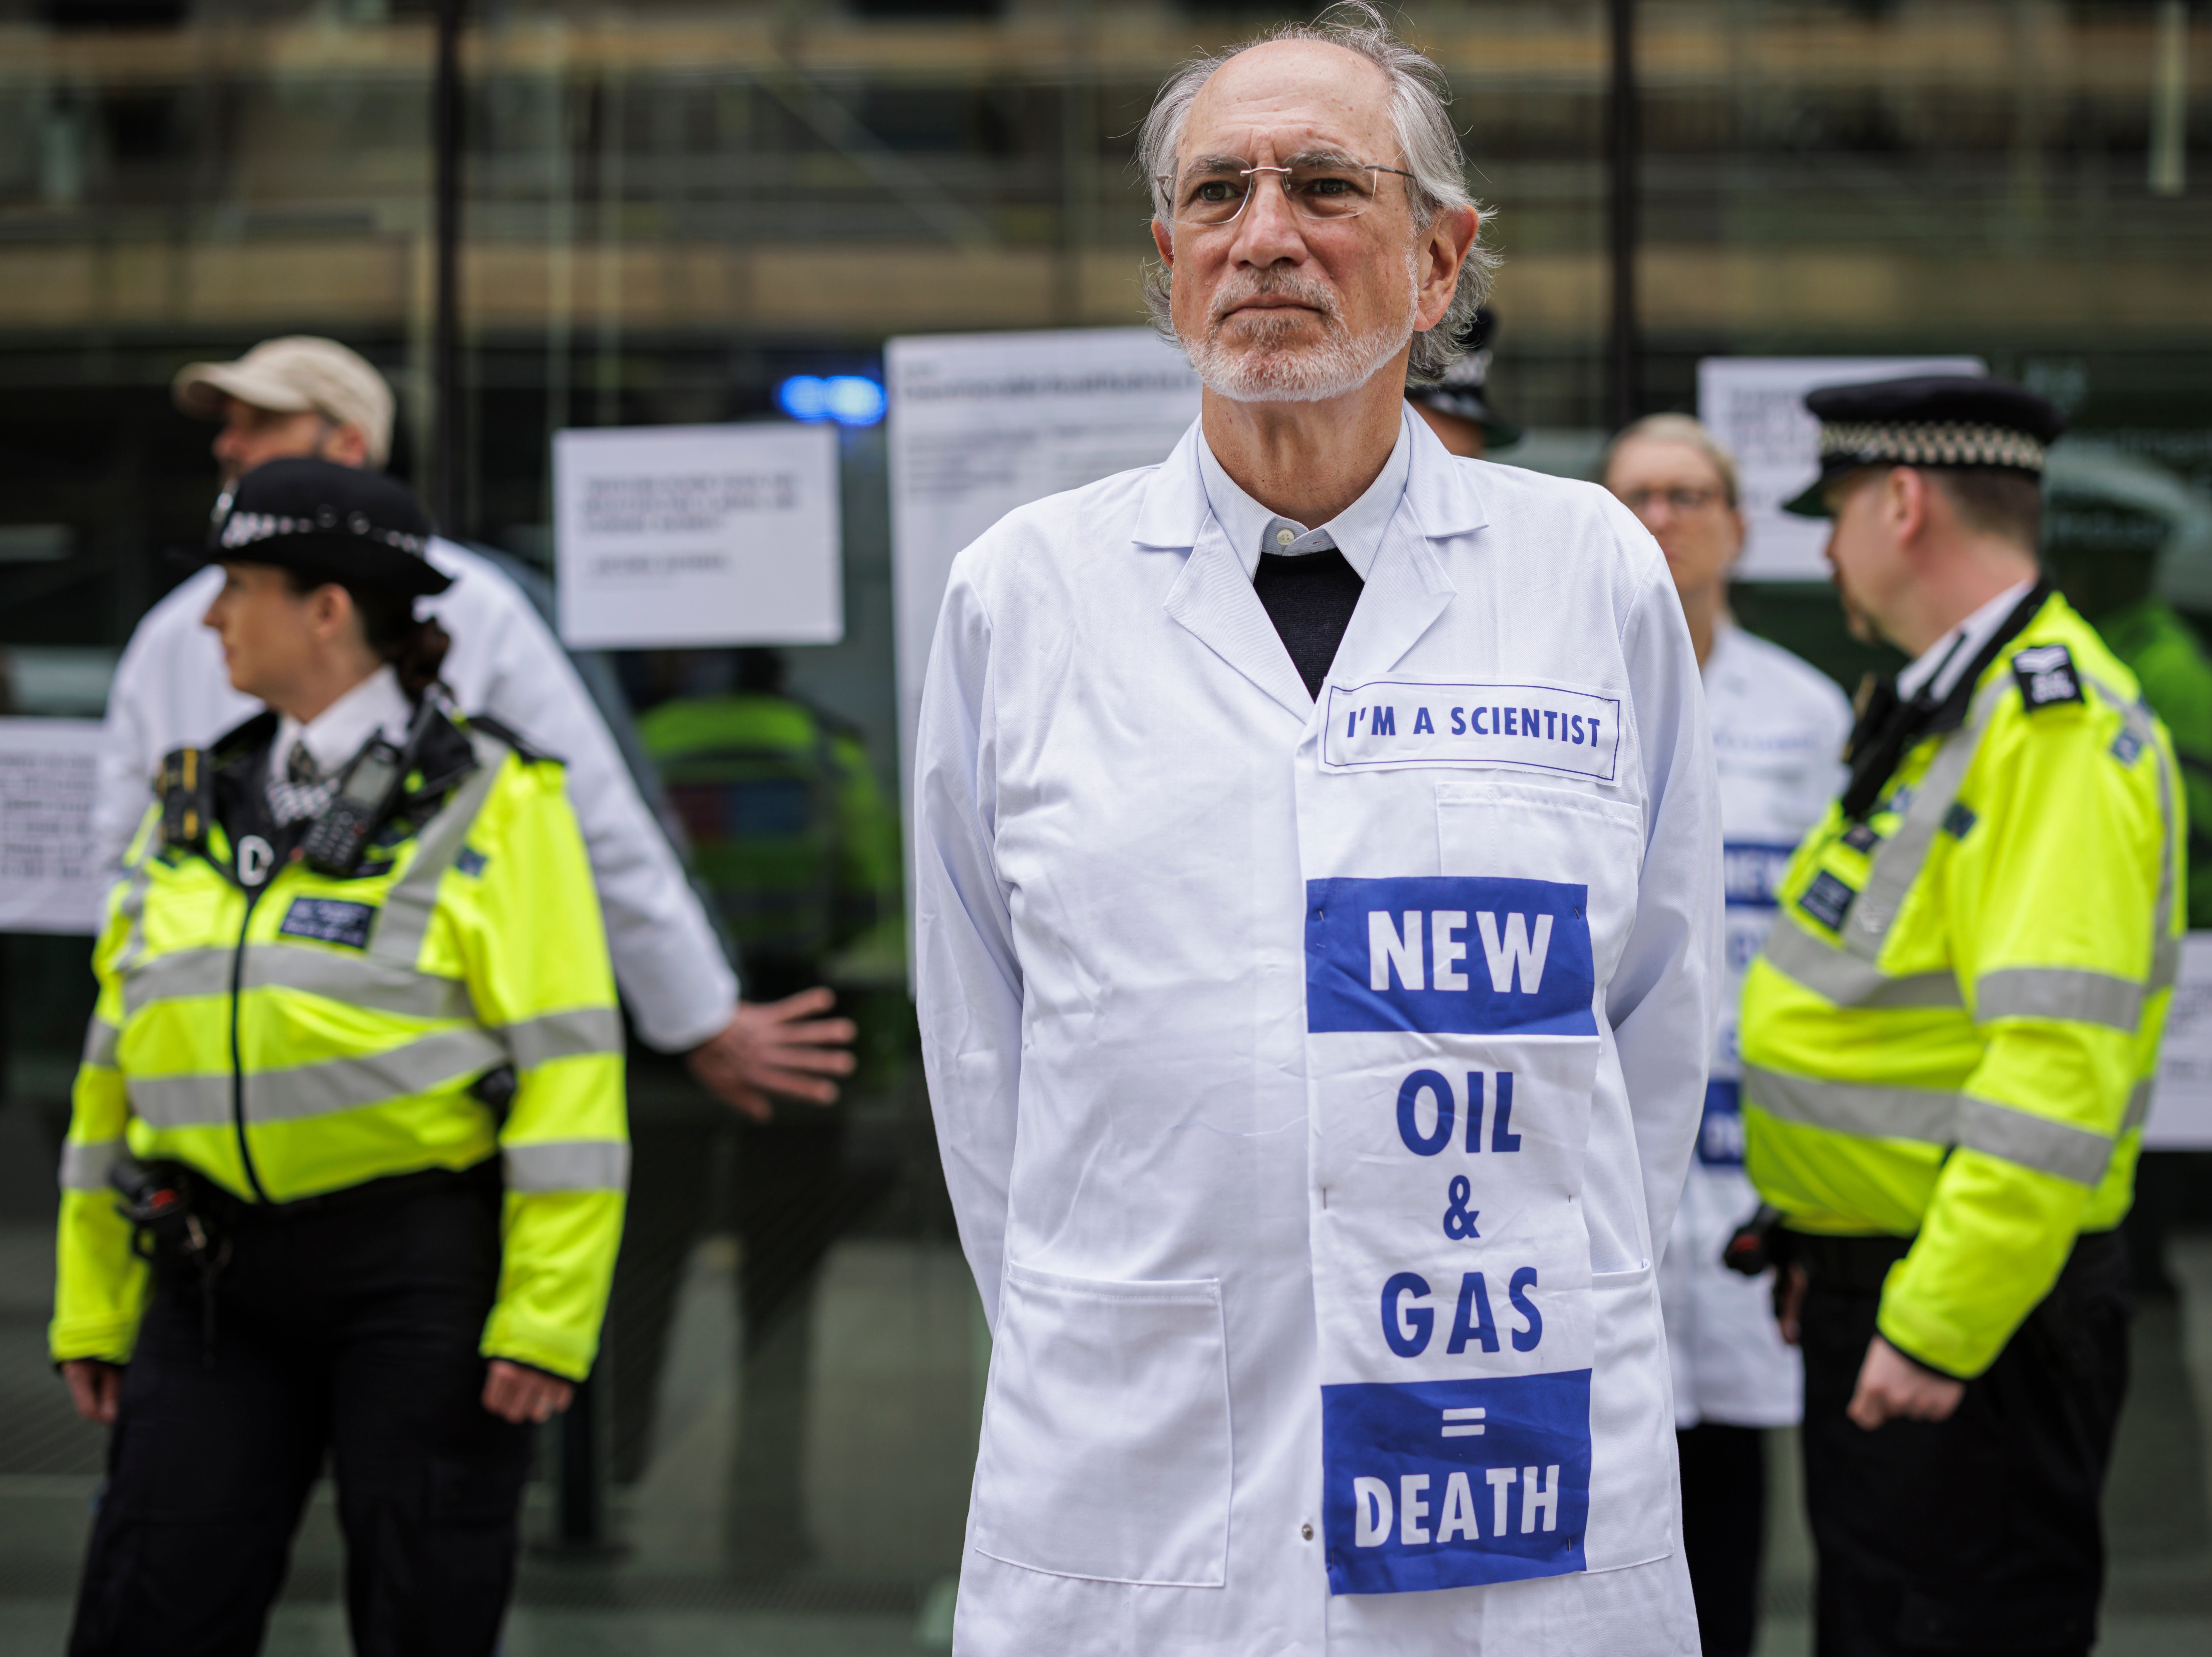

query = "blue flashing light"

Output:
[[776, 373, 885, 427]]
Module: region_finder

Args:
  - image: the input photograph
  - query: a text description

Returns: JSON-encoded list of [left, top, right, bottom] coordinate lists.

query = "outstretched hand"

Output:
[[685, 988, 859, 1122]]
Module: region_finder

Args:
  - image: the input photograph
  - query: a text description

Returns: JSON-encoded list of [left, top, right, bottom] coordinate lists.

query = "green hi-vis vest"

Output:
[[636, 692, 900, 963], [51, 709, 628, 1383], [1740, 592, 2183, 1380]]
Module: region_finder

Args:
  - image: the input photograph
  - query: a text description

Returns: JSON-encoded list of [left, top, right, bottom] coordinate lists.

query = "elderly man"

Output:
[[912, 10, 1720, 1654]]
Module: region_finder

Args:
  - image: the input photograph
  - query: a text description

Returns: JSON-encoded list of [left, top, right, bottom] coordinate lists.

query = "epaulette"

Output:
[[462, 712, 563, 766], [156, 746, 214, 851], [2010, 642, 2085, 713]]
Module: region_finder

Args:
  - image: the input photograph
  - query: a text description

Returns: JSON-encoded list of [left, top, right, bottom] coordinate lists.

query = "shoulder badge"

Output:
[[2011, 643, 2084, 712]]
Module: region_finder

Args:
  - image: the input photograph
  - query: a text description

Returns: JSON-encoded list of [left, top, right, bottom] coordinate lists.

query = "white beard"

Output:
[[1181, 255, 1418, 404]]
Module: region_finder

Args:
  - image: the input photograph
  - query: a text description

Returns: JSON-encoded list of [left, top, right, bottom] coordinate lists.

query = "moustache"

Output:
[[1209, 273, 1340, 327]]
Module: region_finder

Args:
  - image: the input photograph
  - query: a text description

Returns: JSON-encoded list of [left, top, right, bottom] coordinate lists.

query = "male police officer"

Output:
[[1405, 308, 1519, 461], [913, 11, 1720, 1653], [98, 336, 854, 1120], [1740, 376, 2179, 1657]]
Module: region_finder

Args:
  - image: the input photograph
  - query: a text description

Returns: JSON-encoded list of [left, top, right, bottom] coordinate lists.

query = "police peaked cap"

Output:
[[196, 458, 451, 596], [1407, 308, 1522, 449], [1782, 374, 2066, 518]]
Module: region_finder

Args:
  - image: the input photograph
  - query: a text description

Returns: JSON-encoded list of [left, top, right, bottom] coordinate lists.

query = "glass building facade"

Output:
[[0, 3, 2207, 1649]]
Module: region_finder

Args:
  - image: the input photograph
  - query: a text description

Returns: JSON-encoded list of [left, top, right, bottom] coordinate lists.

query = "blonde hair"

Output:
[[1602, 413, 1740, 509]]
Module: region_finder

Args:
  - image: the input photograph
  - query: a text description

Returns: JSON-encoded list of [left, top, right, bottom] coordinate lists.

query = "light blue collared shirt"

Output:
[[1196, 413, 1413, 582]]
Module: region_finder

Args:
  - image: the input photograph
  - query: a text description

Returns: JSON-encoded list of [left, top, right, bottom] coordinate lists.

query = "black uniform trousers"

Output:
[[1795, 1229, 2131, 1657], [69, 1164, 535, 1657], [1677, 1422, 1766, 1657]]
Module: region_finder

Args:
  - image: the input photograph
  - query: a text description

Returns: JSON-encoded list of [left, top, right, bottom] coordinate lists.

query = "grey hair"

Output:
[[1136, 2, 1498, 386]]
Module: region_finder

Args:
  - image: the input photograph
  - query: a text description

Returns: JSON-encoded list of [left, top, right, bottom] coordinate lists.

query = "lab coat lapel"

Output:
[[1326, 512, 1453, 686], [1325, 414, 1485, 685], [1143, 425, 1314, 724]]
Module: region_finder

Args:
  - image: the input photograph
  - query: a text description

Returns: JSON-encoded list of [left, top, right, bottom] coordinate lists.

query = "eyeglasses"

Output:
[[1159, 160, 1417, 229], [1619, 485, 1725, 516]]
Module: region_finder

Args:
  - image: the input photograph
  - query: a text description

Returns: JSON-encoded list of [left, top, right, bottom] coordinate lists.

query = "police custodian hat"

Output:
[[196, 458, 452, 597], [1407, 308, 1522, 449], [1782, 374, 2066, 518]]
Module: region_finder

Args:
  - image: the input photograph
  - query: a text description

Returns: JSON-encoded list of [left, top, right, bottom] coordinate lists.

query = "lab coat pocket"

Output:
[[1436, 781, 1646, 989], [1581, 1260, 1676, 1574], [971, 1261, 1231, 1587]]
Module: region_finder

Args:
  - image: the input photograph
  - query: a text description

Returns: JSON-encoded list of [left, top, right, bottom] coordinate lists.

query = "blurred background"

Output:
[[0, 2, 2207, 1652]]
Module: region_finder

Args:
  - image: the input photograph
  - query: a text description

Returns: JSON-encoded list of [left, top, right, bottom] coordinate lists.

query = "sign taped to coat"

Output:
[[1300, 673, 1662, 1597]]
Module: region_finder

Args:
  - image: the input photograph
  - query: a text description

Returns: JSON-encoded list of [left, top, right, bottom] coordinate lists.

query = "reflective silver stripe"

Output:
[[1760, 918, 1963, 1009], [57, 1139, 122, 1193], [2123, 1078, 2156, 1134], [120, 948, 229, 1013], [121, 946, 475, 1023], [1973, 968, 2144, 1032], [497, 1007, 623, 1072], [1744, 1066, 1956, 1141], [247, 951, 475, 1022], [2153, 935, 2182, 994], [503, 1138, 631, 1192], [108, 852, 159, 979], [81, 1017, 121, 1068], [1840, 678, 2007, 961], [1745, 1065, 2115, 1187], [128, 1025, 509, 1130], [2084, 672, 2181, 985], [368, 731, 507, 968], [1955, 1094, 2114, 1186]]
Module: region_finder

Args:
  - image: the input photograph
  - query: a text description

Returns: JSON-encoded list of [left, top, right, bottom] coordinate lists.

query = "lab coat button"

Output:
[[1301, 1523, 1314, 1541]]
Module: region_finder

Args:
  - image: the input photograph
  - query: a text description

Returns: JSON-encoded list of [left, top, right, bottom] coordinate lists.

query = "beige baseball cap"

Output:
[[172, 336, 396, 469]]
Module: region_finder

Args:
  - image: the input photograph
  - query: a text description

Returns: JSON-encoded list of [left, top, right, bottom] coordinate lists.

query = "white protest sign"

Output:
[[888, 327, 1201, 803], [1697, 357, 1985, 581], [554, 422, 841, 649], [0, 718, 109, 933], [2146, 933, 2212, 1149]]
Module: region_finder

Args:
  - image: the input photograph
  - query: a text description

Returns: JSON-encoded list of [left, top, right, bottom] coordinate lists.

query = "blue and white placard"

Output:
[[1305, 875, 1601, 1596]]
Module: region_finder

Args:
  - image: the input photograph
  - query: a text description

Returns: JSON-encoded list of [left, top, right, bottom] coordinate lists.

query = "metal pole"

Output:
[[1606, 0, 1638, 431], [432, 0, 463, 531]]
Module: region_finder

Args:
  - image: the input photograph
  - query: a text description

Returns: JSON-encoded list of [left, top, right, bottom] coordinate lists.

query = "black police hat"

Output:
[[194, 457, 451, 596], [1782, 374, 2066, 519], [1408, 308, 1522, 449]]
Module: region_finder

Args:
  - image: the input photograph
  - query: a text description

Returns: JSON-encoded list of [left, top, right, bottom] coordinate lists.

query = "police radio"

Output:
[[300, 702, 434, 876]]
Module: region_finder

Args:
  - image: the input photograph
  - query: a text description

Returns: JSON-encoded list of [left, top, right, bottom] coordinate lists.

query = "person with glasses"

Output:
[[1604, 415, 1851, 1657], [911, 9, 1721, 1652]]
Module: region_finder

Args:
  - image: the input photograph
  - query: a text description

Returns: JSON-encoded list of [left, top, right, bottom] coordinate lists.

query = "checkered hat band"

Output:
[[1817, 422, 2046, 473], [218, 511, 426, 558]]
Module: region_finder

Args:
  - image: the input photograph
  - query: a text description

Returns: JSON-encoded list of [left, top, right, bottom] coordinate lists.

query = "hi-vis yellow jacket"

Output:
[[50, 707, 628, 1382], [1741, 591, 2181, 1379]]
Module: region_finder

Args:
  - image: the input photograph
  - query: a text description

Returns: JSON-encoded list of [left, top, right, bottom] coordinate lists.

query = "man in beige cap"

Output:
[[98, 335, 855, 1118], [171, 334, 395, 475]]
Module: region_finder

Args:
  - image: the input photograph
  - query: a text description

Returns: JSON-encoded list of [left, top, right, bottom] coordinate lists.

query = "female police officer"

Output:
[[49, 457, 627, 1656]]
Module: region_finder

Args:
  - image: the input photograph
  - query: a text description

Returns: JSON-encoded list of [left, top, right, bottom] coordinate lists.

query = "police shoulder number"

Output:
[[2011, 643, 2083, 713]]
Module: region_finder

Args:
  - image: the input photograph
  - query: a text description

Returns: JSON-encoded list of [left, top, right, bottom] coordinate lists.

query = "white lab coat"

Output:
[[94, 544, 737, 1052], [1658, 623, 1852, 1429], [914, 412, 1721, 1655]]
